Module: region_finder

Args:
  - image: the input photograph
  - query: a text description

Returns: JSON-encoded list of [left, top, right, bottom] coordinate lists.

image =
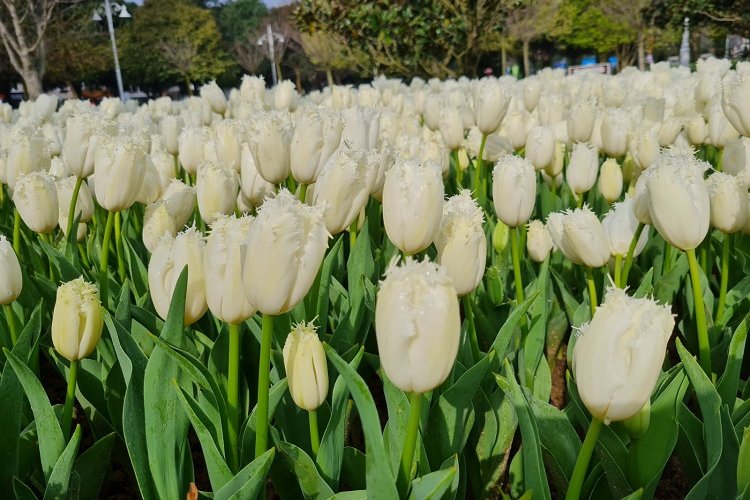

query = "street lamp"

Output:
[[257, 25, 284, 86], [679, 17, 691, 67], [92, 1, 131, 100]]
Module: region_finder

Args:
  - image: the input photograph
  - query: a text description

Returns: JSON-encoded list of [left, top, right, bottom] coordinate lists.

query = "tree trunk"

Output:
[[522, 40, 531, 78], [326, 68, 334, 87], [501, 46, 508, 76], [185, 77, 193, 96], [21, 69, 43, 100], [294, 68, 302, 93], [637, 30, 645, 71], [276, 62, 283, 82]]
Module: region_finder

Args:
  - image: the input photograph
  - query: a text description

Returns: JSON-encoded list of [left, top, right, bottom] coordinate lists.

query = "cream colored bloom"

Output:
[[283, 322, 328, 410], [51, 278, 103, 362]]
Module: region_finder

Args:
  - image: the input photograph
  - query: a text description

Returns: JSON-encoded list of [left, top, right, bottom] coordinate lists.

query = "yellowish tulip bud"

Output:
[[51, 278, 103, 362], [0, 235, 22, 305], [283, 322, 328, 411]]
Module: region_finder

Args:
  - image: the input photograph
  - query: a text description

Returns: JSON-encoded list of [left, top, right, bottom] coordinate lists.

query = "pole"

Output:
[[104, 1, 126, 100], [267, 25, 277, 86], [679, 17, 690, 67]]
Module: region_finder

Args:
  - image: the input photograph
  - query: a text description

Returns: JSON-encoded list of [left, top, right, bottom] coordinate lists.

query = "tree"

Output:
[[502, 0, 565, 77], [216, 0, 267, 44], [0, 0, 78, 98], [300, 31, 348, 85], [119, 0, 233, 92]]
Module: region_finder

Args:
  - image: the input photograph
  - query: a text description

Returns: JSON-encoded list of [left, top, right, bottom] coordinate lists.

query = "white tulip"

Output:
[[706, 171, 748, 233], [492, 154, 536, 227], [525, 126, 555, 171], [196, 162, 239, 225], [283, 322, 328, 410], [598, 158, 623, 203], [14, 172, 58, 234], [602, 197, 649, 257], [0, 235, 22, 305], [566, 142, 599, 195], [526, 220, 553, 263]]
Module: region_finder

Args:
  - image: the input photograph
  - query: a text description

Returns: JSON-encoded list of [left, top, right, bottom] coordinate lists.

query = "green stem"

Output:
[[700, 245, 708, 277], [614, 254, 622, 289], [114, 212, 126, 282], [576, 192, 584, 209], [621, 223, 644, 286], [77, 242, 90, 268], [510, 227, 525, 304], [61, 360, 79, 441], [227, 322, 242, 472], [585, 267, 597, 318], [462, 295, 481, 362], [565, 417, 604, 500], [474, 133, 488, 206], [397, 392, 423, 497], [299, 183, 308, 203], [687, 248, 712, 377], [717, 233, 730, 322], [174, 154, 180, 179], [99, 211, 115, 307], [308, 409, 320, 459], [66, 177, 84, 248], [663, 243, 673, 274], [452, 149, 463, 188], [13, 208, 21, 256], [255, 314, 274, 458], [4, 304, 18, 345], [349, 220, 358, 250]]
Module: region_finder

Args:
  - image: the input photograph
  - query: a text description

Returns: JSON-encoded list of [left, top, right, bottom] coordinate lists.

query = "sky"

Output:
[[130, 0, 293, 5]]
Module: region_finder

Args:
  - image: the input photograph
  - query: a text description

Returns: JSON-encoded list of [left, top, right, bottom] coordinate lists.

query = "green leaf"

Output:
[[471, 386, 516, 498], [317, 347, 364, 488], [13, 477, 38, 500], [315, 235, 343, 336], [123, 237, 150, 299], [654, 253, 688, 305], [43, 425, 82, 500], [490, 292, 539, 360], [495, 361, 552, 500], [523, 260, 549, 395], [40, 239, 83, 282], [4, 350, 65, 482], [717, 314, 748, 409], [240, 378, 288, 466], [323, 344, 398, 498], [214, 449, 275, 500], [409, 455, 458, 500], [633, 268, 654, 298], [272, 435, 335, 499], [340, 447, 367, 491], [425, 352, 493, 468], [71, 432, 115, 500], [382, 373, 410, 477]]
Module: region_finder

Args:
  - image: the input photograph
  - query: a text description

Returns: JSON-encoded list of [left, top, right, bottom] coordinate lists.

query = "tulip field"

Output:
[[1, 59, 750, 500]]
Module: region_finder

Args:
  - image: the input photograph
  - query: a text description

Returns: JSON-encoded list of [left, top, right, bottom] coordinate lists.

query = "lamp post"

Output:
[[92, 1, 131, 100], [257, 25, 284, 86], [679, 17, 691, 67]]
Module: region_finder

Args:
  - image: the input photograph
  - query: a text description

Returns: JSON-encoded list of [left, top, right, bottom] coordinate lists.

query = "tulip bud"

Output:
[[708, 106, 740, 147], [148, 227, 208, 325], [523, 78, 541, 112], [162, 179, 196, 229], [547, 206, 610, 267], [341, 106, 380, 150], [632, 171, 653, 225], [160, 115, 183, 156], [211, 120, 241, 172], [434, 191, 486, 296], [567, 101, 596, 143], [14, 172, 59, 234], [291, 108, 343, 185], [573, 287, 673, 423], [311, 146, 372, 234], [204, 215, 256, 324], [545, 141, 565, 178], [273, 80, 298, 111], [685, 115, 707, 146], [503, 110, 529, 151], [706, 172, 748, 233], [0, 235, 22, 305], [383, 159, 444, 254], [623, 401, 651, 439], [722, 138, 750, 186], [602, 198, 649, 257], [242, 189, 329, 315], [51, 278, 103, 362], [283, 322, 328, 410], [375, 258, 460, 393], [566, 143, 599, 195], [722, 71, 750, 137], [492, 221, 509, 254], [629, 127, 660, 170], [526, 220, 553, 262], [438, 106, 464, 151], [474, 80, 511, 134], [600, 109, 629, 157], [647, 150, 711, 250], [143, 201, 178, 253], [200, 81, 227, 115], [422, 92, 442, 131], [248, 112, 293, 184], [239, 143, 275, 207], [196, 162, 239, 225], [658, 117, 682, 147], [6, 126, 51, 190], [93, 133, 147, 212], [178, 126, 206, 176], [525, 126, 555, 171], [492, 154, 536, 227], [598, 158, 623, 203]]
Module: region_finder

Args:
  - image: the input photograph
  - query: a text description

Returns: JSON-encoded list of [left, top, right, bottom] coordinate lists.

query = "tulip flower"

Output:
[[210, 120, 241, 172], [200, 81, 227, 115], [0, 234, 22, 345], [567, 100, 596, 143], [722, 71, 750, 137], [142, 201, 178, 253], [196, 161, 239, 225], [52, 277, 103, 439], [602, 198, 649, 287], [247, 111, 293, 184], [523, 78, 541, 112], [526, 220, 553, 263], [567, 143, 599, 202], [708, 105, 740, 147], [290, 108, 343, 188], [6, 126, 51, 190], [341, 106, 380, 150], [93, 132, 147, 212], [382, 158, 444, 255], [685, 115, 708, 146], [567, 287, 673, 500], [525, 126, 555, 171], [62, 113, 98, 178], [598, 158, 623, 203], [600, 108, 629, 157], [629, 127, 659, 170], [162, 179, 197, 229], [178, 126, 206, 176], [723, 138, 750, 186], [160, 115, 183, 157], [439, 106, 465, 151], [13, 171, 59, 235]]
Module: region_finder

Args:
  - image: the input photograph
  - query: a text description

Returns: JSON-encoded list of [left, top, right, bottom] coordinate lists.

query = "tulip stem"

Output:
[[663, 243, 673, 274], [717, 234, 731, 322], [65, 177, 84, 249], [255, 313, 274, 459], [510, 227, 525, 305], [227, 322, 242, 472], [614, 254, 622, 289], [308, 409, 320, 458], [13, 208, 21, 256], [398, 391, 423, 497], [585, 267, 597, 318], [174, 154, 180, 178], [687, 248, 712, 377], [99, 210, 115, 307], [474, 133, 488, 206], [565, 417, 603, 500], [621, 223, 644, 286], [462, 295, 481, 362], [452, 149, 463, 188], [61, 360, 79, 442], [349, 220, 357, 250], [299, 183, 308, 203], [576, 193, 584, 209], [4, 304, 18, 346], [114, 211, 126, 282]]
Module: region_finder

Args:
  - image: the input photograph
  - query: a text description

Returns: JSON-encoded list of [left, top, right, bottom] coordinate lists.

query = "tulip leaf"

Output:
[[323, 343, 398, 498], [70, 432, 115, 500], [382, 372, 410, 476], [424, 351, 493, 469], [551, 268, 581, 322], [173, 381, 233, 491], [240, 378, 288, 466], [676, 403, 707, 480], [143, 267, 192, 500], [13, 477, 38, 500], [213, 448, 275, 500], [523, 259, 549, 394], [346, 217, 375, 339], [42, 425, 82, 500], [633, 268, 654, 298], [409, 455, 458, 500], [625, 369, 689, 497], [312, 235, 343, 336], [122, 237, 150, 299], [471, 385, 516, 497], [495, 361, 552, 500], [271, 434, 335, 499], [717, 275, 750, 327], [39, 239, 83, 282], [317, 347, 364, 489], [717, 314, 748, 409], [490, 292, 539, 361], [677, 338, 740, 500], [654, 253, 688, 305], [4, 349, 65, 483], [339, 447, 367, 491]]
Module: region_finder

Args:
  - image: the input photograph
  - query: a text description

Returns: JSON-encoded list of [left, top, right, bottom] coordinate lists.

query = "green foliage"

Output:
[[556, 0, 636, 53], [216, 0, 267, 44]]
